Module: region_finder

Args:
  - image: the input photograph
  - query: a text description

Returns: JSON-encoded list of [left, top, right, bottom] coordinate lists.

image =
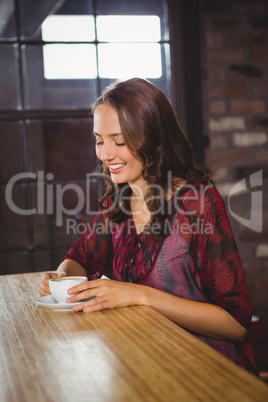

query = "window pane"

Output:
[[56, 0, 93, 16], [0, 253, 29, 275], [0, 184, 28, 250], [27, 119, 96, 179], [27, 117, 99, 247], [0, 45, 21, 110], [42, 15, 95, 42], [96, 0, 169, 41], [98, 43, 162, 79], [19, 0, 57, 40], [31, 180, 98, 247], [0, 0, 17, 39], [0, 122, 24, 181], [97, 15, 161, 42], [43, 44, 97, 79], [21, 45, 98, 109], [34, 249, 70, 272], [19, 0, 94, 40], [99, 43, 171, 101]]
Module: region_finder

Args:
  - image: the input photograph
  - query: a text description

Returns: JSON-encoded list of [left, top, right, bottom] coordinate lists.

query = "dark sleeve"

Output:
[[65, 209, 113, 280], [194, 186, 253, 330]]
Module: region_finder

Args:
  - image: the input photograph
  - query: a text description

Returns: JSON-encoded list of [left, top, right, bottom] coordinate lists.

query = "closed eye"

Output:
[[115, 143, 125, 147]]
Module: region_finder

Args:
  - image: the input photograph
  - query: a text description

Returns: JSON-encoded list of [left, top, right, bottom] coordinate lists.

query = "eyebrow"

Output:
[[93, 132, 122, 138]]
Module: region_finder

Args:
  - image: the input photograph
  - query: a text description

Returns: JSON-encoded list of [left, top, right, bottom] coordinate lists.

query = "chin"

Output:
[[110, 175, 125, 184]]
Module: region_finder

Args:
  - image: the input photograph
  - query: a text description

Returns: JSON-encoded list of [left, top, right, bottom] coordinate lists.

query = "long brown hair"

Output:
[[92, 78, 212, 233]]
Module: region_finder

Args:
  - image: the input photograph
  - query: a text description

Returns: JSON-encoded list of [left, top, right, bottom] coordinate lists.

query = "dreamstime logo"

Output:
[[227, 170, 263, 233]]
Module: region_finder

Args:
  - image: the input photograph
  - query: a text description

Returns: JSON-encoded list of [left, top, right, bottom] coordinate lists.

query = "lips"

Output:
[[107, 163, 126, 174]]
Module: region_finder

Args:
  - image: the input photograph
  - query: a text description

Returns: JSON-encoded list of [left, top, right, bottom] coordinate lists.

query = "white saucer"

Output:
[[36, 295, 80, 310]]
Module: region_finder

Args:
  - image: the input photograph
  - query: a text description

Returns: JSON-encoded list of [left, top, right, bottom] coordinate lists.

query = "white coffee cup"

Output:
[[49, 276, 88, 303]]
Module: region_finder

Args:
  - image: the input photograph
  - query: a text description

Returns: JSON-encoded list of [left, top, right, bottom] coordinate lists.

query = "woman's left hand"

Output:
[[66, 279, 144, 312]]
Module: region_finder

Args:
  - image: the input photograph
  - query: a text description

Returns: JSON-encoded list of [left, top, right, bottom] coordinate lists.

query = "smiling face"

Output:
[[93, 103, 146, 190]]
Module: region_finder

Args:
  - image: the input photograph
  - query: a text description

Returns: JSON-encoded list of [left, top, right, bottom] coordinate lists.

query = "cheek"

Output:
[[120, 148, 136, 163], [135, 160, 144, 174], [124, 150, 143, 170], [95, 146, 101, 160]]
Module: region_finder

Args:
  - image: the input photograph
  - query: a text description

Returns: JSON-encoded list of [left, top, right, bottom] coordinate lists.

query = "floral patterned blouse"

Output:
[[65, 184, 258, 376]]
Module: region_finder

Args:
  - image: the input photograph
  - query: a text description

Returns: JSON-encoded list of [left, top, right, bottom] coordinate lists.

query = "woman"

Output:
[[38, 78, 258, 375]]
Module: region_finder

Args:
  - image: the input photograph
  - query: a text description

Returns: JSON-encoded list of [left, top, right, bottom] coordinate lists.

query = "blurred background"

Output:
[[0, 0, 267, 373]]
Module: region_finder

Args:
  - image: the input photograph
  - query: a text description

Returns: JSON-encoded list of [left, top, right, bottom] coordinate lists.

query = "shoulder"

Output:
[[175, 182, 218, 211], [174, 182, 230, 223]]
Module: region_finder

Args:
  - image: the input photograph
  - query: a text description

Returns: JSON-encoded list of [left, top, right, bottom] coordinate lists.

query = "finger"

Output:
[[70, 298, 98, 312], [73, 296, 109, 312], [83, 297, 109, 313], [38, 276, 48, 292], [38, 285, 50, 296], [39, 272, 56, 296], [38, 281, 44, 296], [41, 271, 56, 279], [40, 272, 56, 288], [43, 278, 52, 294], [38, 272, 63, 297], [38, 280, 51, 296], [38, 289, 51, 297], [58, 272, 67, 278], [50, 272, 59, 279], [67, 280, 99, 295], [40, 272, 49, 283], [66, 288, 96, 303]]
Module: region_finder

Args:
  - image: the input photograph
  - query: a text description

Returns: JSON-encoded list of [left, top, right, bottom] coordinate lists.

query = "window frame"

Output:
[[0, 0, 205, 274], [168, 0, 204, 163]]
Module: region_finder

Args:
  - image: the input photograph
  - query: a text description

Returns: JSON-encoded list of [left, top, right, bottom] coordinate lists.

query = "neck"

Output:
[[129, 176, 187, 201], [128, 178, 148, 200]]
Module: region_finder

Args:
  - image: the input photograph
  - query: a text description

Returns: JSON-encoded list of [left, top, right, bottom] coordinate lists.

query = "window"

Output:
[[0, 0, 204, 275], [0, 0, 172, 274], [17, 0, 171, 109], [42, 15, 162, 80]]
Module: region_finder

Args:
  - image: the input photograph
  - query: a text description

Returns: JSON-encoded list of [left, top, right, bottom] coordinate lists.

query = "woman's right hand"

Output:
[[38, 271, 67, 297]]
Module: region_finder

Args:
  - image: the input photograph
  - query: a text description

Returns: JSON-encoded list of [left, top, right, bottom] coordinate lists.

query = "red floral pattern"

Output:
[[65, 184, 258, 376]]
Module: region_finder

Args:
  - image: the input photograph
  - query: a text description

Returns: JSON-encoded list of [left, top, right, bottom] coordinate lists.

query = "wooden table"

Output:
[[0, 273, 268, 402]]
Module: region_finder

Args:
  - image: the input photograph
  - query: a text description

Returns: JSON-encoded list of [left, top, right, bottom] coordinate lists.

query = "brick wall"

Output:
[[201, 0, 268, 368]]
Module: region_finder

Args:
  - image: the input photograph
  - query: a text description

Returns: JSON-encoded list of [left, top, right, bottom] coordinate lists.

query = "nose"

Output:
[[98, 142, 115, 162]]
